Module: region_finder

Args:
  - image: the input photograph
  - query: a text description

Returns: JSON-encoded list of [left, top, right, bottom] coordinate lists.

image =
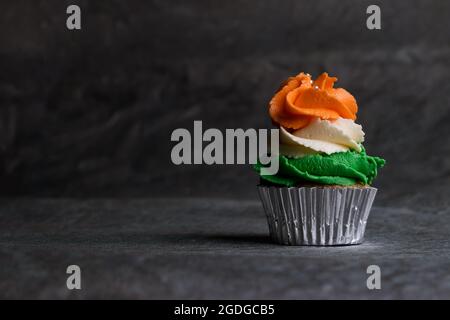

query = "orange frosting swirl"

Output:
[[269, 72, 358, 129]]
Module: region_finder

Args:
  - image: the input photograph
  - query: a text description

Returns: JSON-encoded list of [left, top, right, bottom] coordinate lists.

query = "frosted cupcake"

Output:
[[255, 72, 385, 246]]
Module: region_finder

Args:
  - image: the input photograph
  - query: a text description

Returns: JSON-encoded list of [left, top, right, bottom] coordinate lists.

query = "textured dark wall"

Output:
[[0, 0, 449, 206]]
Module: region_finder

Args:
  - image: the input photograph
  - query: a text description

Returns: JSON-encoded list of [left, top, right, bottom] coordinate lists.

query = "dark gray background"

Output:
[[1, 0, 450, 301], [0, 0, 449, 208]]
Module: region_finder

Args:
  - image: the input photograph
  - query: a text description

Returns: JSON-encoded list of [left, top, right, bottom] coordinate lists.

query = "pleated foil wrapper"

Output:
[[258, 186, 377, 246]]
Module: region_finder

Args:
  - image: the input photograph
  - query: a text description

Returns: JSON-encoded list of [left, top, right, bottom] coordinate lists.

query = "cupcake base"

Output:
[[257, 185, 377, 246]]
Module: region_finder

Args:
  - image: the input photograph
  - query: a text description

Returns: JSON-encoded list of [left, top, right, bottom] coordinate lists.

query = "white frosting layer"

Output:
[[280, 118, 365, 157]]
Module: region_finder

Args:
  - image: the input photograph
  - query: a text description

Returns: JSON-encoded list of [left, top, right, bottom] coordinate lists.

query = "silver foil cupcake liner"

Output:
[[258, 186, 377, 246]]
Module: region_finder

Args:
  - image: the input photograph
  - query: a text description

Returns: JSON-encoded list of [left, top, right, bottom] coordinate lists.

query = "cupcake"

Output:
[[255, 72, 385, 246]]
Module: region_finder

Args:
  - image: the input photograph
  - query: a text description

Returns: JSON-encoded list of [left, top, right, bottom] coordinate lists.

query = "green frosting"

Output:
[[255, 147, 385, 187]]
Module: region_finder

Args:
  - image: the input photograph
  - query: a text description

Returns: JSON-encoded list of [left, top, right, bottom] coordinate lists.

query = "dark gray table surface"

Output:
[[0, 198, 449, 299]]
